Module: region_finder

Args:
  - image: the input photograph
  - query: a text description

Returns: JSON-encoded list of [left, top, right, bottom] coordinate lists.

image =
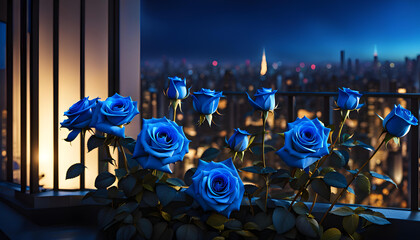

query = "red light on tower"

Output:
[[212, 60, 218, 66], [311, 64, 316, 70]]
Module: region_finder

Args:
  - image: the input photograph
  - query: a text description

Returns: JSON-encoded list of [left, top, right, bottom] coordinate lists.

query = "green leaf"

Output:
[[166, 178, 185, 186], [136, 218, 152, 239], [235, 230, 256, 238], [240, 166, 276, 174], [152, 222, 168, 240], [206, 213, 228, 231], [272, 207, 296, 234], [296, 215, 319, 238], [253, 212, 272, 230], [355, 174, 371, 194], [250, 145, 276, 155], [311, 178, 331, 201], [244, 184, 259, 196], [87, 135, 105, 152], [116, 225, 136, 240], [65, 163, 86, 179], [321, 228, 341, 240], [330, 150, 349, 168], [97, 207, 116, 229], [118, 175, 137, 197], [184, 168, 197, 186], [200, 148, 221, 161], [323, 172, 347, 188], [290, 172, 309, 190], [320, 167, 335, 176], [115, 168, 127, 180], [369, 171, 397, 188], [142, 190, 159, 207], [343, 214, 359, 234], [292, 202, 309, 215], [330, 206, 354, 216], [243, 222, 260, 231], [176, 224, 200, 240], [240, 166, 262, 174], [95, 172, 116, 189], [120, 137, 136, 154], [359, 214, 391, 225], [224, 219, 243, 230], [156, 184, 177, 206], [342, 140, 374, 151]]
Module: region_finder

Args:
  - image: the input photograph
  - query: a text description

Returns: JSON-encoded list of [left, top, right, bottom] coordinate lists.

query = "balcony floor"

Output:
[[0, 200, 98, 240]]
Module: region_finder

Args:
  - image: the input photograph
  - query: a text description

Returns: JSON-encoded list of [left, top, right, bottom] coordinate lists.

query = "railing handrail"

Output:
[[223, 91, 420, 98]]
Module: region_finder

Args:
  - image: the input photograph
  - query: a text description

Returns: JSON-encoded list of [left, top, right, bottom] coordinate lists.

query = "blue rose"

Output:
[[276, 116, 330, 169], [191, 88, 224, 126], [337, 87, 364, 110], [132, 117, 191, 173], [61, 97, 98, 141], [383, 104, 418, 137], [167, 76, 189, 99], [90, 93, 139, 138], [227, 128, 251, 152], [186, 159, 244, 217], [247, 87, 277, 112]]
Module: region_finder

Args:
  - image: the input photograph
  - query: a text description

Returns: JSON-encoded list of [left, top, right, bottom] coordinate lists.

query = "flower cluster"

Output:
[[62, 84, 418, 239]]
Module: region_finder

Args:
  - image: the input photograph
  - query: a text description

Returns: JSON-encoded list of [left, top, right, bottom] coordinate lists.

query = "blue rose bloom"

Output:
[[132, 117, 191, 173], [167, 76, 189, 99], [276, 116, 330, 169], [337, 87, 364, 110], [61, 97, 98, 142], [383, 104, 418, 137], [90, 93, 139, 138], [227, 128, 251, 152], [186, 159, 244, 218], [192, 88, 224, 115], [247, 87, 277, 112]]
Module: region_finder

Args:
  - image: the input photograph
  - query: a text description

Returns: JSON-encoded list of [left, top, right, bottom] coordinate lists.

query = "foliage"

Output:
[[61, 85, 413, 240]]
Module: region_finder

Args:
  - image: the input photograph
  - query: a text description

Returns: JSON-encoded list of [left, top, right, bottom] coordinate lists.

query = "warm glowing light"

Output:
[[299, 62, 305, 68], [286, 79, 292, 85], [260, 49, 267, 76], [326, 63, 332, 69], [212, 60, 218, 66], [390, 62, 395, 68], [398, 88, 407, 93], [310, 64, 316, 70]]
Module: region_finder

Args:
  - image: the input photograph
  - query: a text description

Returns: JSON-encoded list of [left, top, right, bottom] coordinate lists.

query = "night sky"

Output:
[[141, 0, 420, 63]]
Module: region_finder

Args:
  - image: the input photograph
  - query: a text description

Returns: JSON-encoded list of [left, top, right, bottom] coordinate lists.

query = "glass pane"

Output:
[[0, 22, 6, 181]]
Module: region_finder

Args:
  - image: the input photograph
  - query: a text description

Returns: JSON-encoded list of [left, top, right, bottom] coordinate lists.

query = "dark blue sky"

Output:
[[141, 0, 420, 63]]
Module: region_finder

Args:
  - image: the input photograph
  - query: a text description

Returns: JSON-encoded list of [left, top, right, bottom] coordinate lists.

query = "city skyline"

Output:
[[141, 0, 420, 63]]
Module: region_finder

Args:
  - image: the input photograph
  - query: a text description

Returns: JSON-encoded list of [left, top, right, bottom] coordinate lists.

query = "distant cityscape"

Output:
[[140, 49, 420, 209]]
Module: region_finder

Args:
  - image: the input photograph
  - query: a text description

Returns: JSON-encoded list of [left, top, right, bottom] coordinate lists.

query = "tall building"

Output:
[[347, 58, 352, 74], [340, 50, 345, 73]]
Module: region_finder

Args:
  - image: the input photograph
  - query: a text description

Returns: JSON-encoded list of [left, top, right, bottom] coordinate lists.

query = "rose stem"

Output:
[[289, 110, 350, 211], [172, 102, 177, 122], [319, 137, 386, 225], [117, 139, 129, 172], [309, 193, 318, 214], [262, 111, 269, 212]]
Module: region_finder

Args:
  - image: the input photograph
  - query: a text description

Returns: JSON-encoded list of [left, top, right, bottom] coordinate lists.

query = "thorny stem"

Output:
[[309, 193, 318, 214], [117, 139, 129, 172], [319, 137, 386, 225], [262, 112, 269, 212], [172, 102, 177, 122]]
